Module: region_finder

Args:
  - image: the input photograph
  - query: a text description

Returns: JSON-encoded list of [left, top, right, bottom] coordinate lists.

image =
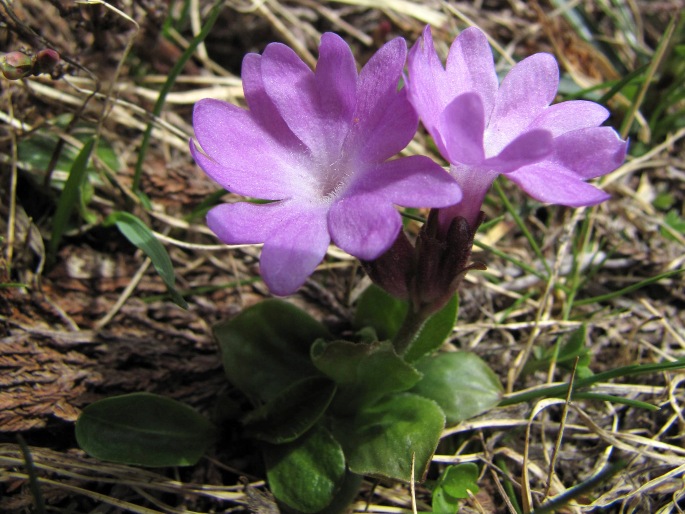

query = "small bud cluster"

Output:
[[1, 49, 60, 80]]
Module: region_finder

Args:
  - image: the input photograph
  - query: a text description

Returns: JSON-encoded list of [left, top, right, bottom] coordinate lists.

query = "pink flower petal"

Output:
[[530, 100, 609, 136], [191, 100, 307, 198], [328, 194, 402, 260], [485, 129, 553, 173], [407, 26, 449, 136], [348, 87, 418, 164], [353, 155, 462, 207], [206, 201, 292, 244], [445, 27, 498, 119], [241, 53, 303, 150], [487, 53, 559, 153], [438, 92, 486, 165], [315, 32, 357, 128], [261, 41, 352, 161], [348, 37, 417, 164], [260, 208, 331, 296], [553, 127, 628, 178], [508, 163, 611, 206]]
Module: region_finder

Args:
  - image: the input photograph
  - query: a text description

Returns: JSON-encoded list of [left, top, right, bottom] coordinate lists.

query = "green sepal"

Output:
[[213, 300, 330, 402], [411, 352, 502, 425], [332, 393, 445, 481], [311, 339, 421, 415], [242, 377, 336, 444], [264, 425, 346, 513], [75, 392, 216, 467]]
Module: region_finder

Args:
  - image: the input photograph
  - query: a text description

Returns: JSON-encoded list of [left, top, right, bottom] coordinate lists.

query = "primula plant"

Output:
[[76, 25, 627, 513]]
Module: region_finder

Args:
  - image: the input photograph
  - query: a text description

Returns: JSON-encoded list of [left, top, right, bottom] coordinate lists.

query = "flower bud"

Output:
[[33, 49, 60, 75], [1, 51, 33, 80]]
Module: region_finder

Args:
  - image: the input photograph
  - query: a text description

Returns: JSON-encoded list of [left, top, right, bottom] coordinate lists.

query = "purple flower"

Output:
[[407, 26, 627, 229], [191, 33, 461, 296]]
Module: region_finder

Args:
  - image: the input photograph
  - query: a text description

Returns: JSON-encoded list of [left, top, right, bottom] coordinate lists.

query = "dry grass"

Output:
[[1, 0, 684, 512]]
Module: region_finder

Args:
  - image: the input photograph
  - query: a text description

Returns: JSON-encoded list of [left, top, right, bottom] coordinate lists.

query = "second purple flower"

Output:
[[192, 33, 461, 296]]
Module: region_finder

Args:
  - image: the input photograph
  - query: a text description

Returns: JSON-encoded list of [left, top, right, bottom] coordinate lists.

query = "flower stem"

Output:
[[392, 304, 431, 357]]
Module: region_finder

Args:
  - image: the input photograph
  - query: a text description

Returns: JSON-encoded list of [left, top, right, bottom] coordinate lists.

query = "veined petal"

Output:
[[407, 26, 449, 136], [315, 32, 357, 133], [530, 100, 609, 136], [438, 92, 486, 165], [348, 37, 416, 164], [206, 201, 293, 244], [353, 155, 462, 207], [485, 129, 553, 173], [553, 127, 627, 178], [191, 100, 306, 198], [328, 194, 402, 260], [261, 41, 341, 161], [445, 27, 498, 118], [241, 53, 304, 150], [487, 53, 559, 153], [508, 162, 610, 206], [347, 87, 418, 164], [260, 208, 331, 296]]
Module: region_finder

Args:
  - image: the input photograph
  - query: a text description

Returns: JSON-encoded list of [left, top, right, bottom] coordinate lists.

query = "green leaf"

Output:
[[353, 284, 406, 341], [47, 137, 95, 266], [411, 352, 502, 425], [405, 294, 459, 362], [333, 393, 445, 481], [264, 425, 346, 513], [439, 463, 480, 498], [662, 210, 685, 241], [243, 377, 336, 444], [432, 463, 480, 513], [311, 339, 421, 415], [353, 285, 459, 362], [213, 300, 330, 402], [106, 212, 188, 309], [75, 393, 216, 467]]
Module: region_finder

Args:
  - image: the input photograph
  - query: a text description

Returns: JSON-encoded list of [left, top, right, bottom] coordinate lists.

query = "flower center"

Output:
[[316, 158, 352, 203]]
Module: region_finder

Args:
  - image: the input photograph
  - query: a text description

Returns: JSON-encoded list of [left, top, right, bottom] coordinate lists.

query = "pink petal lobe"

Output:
[[315, 33, 357, 126], [349, 37, 417, 163], [191, 100, 304, 198], [485, 129, 553, 173], [349, 88, 418, 164], [553, 127, 627, 178], [438, 92, 486, 165], [487, 53, 559, 152], [530, 100, 609, 136], [407, 26, 449, 136], [206, 201, 292, 244], [261, 42, 338, 160], [241, 53, 304, 150], [260, 209, 331, 296], [508, 163, 611, 206], [354, 156, 462, 208], [328, 195, 402, 260], [445, 27, 498, 118]]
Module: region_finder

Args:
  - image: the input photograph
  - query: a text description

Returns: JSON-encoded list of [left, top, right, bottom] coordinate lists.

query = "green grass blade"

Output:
[[501, 358, 685, 406], [531, 460, 626, 514], [573, 268, 684, 306], [47, 137, 95, 267], [107, 211, 188, 309], [493, 179, 551, 277]]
